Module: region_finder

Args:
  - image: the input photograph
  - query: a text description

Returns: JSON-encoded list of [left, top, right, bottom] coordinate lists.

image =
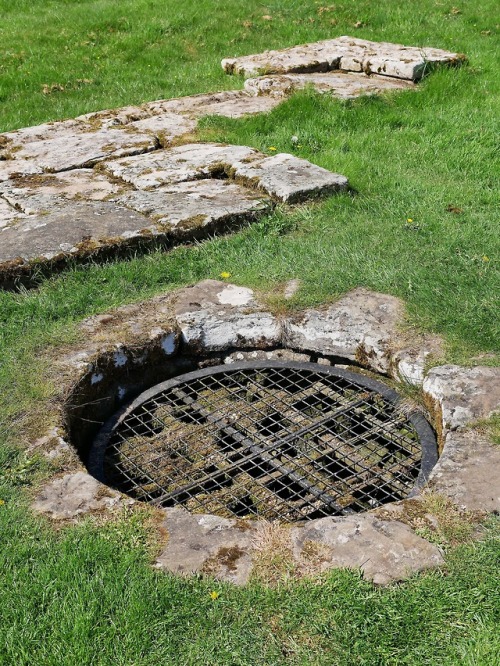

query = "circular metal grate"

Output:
[[90, 361, 437, 522]]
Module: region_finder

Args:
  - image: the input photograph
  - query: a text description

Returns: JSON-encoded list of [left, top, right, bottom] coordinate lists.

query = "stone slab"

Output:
[[244, 71, 414, 99], [223, 349, 311, 365], [103, 143, 349, 203], [173, 279, 281, 351], [115, 179, 271, 231], [76, 105, 153, 127], [156, 507, 256, 585], [291, 514, 444, 585], [0, 123, 157, 172], [423, 365, 500, 433], [0, 183, 270, 282], [429, 430, 500, 513], [223, 36, 464, 81], [0, 170, 125, 217], [283, 287, 403, 373], [233, 152, 348, 203], [128, 113, 197, 145], [76, 91, 282, 132], [142, 89, 282, 119], [33, 471, 123, 520], [101, 143, 260, 189], [0, 202, 152, 266]]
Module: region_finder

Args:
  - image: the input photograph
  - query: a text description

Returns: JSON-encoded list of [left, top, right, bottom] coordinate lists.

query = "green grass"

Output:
[[1, 445, 500, 666], [1, 0, 499, 663]]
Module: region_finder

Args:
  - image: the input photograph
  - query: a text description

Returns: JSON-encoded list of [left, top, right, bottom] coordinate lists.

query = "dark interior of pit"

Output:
[[86, 360, 438, 523]]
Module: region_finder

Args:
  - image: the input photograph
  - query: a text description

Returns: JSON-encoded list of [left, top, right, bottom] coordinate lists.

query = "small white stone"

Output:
[[216, 285, 254, 306]]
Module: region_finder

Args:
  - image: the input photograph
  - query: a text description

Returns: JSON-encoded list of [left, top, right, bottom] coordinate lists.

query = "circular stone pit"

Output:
[[30, 280, 500, 586], [89, 361, 438, 523]]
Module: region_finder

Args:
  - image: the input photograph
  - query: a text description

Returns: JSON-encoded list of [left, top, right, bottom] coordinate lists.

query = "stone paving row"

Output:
[[0, 142, 348, 285], [0, 37, 463, 285]]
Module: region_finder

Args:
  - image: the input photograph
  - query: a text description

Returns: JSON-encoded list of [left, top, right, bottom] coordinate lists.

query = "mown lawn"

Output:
[[0, 1, 499, 664]]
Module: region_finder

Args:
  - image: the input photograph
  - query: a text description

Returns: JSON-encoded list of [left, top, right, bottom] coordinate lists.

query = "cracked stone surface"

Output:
[[423, 365, 500, 434], [282, 288, 403, 373], [429, 430, 500, 512], [0, 197, 27, 229], [156, 507, 256, 585], [0, 143, 349, 283], [223, 36, 464, 81], [0, 202, 152, 266], [0, 158, 43, 182], [114, 179, 270, 231], [101, 143, 261, 189], [32, 471, 123, 520], [291, 515, 444, 585], [223, 349, 311, 364], [0, 188, 268, 284], [245, 70, 414, 99], [127, 112, 197, 144], [174, 279, 281, 351], [141, 89, 282, 119], [0, 122, 158, 172], [0, 170, 124, 215]]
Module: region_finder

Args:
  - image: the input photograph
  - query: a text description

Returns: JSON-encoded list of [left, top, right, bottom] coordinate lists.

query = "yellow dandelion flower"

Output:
[[268, 146, 277, 151], [407, 218, 413, 223], [482, 255, 490, 262], [220, 271, 231, 279], [209, 591, 220, 600]]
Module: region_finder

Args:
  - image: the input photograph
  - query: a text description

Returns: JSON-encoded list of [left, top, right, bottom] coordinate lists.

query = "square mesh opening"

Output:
[[91, 362, 437, 522]]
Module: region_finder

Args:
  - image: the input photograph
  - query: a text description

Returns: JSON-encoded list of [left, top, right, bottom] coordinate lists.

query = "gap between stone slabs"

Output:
[[27, 281, 499, 586]]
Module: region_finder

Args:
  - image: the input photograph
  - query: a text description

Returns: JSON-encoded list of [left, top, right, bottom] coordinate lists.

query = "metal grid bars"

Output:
[[92, 362, 436, 522]]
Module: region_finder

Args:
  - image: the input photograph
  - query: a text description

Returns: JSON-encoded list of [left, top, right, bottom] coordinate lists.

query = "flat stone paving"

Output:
[[0, 36, 464, 285], [244, 70, 416, 98], [0, 142, 347, 284]]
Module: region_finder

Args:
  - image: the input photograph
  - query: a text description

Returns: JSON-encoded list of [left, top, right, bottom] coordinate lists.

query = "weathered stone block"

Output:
[[0, 170, 124, 217], [423, 365, 500, 433], [283, 288, 403, 373], [101, 143, 260, 189], [173, 279, 281, 351], [143, 89, 282, 119], [0, 122, 157, 172], [223, 36, 464, 82], [244, 70, 414, 99], [0, 202, 152, 267], [429, 430, 500, 513], [33, 471, 122, 520], [291, 514, 444, 584], [115, 179, 271, 232], [156, 507, 256, 585], [234, 152, 348, 203]]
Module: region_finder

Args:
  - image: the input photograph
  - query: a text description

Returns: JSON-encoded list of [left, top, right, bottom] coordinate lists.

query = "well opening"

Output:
[[89, 360, 437, 523]]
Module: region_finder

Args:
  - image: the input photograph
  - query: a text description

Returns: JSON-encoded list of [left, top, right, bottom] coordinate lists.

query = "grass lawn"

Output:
[[0, 0, 499, 663]]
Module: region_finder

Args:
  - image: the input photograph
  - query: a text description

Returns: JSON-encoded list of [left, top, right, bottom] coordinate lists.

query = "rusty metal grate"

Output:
[[90, 361, 437, 522]]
